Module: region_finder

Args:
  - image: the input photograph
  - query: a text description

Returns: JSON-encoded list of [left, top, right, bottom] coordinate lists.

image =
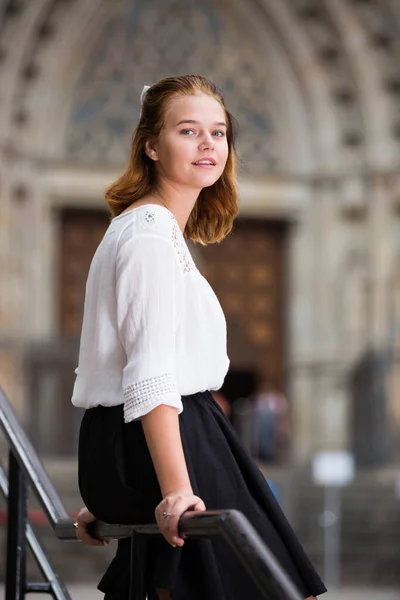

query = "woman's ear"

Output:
[[144, 140, 159, 161]]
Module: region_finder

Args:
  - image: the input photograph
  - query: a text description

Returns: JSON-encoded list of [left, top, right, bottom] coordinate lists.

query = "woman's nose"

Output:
[[199, 135, 214, 151]]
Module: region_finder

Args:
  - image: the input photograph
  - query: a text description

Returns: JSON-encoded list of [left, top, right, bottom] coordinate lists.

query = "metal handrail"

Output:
[[56, 511, 303, 600], [0, 386, 304, 600], [0, 387, 68, 527], [0, 463, 71, 600]]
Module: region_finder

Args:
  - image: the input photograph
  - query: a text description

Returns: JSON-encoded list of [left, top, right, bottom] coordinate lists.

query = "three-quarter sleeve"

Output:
[[116, 233, 184, 422]]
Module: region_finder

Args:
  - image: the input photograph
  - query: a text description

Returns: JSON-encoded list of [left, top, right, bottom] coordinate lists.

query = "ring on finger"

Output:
[[162, 511, 172, 519]]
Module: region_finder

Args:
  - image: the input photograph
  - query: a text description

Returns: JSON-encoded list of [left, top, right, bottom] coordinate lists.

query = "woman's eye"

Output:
[[181, 129, 195, 135], [213, 130, 225, 138]]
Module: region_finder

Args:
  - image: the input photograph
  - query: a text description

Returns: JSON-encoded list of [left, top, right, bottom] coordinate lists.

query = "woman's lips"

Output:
[[192, 163, 215, 168], [192, 157, 216, 167]]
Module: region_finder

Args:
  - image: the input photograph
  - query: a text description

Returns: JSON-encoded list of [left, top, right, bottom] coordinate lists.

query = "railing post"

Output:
[[5, 451, 28, 600]]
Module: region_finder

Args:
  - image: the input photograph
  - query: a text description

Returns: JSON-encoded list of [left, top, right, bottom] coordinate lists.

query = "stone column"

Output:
[[0, 153, 30, 419], [288, 192, 318, 462], [368, 175, 391, 350]]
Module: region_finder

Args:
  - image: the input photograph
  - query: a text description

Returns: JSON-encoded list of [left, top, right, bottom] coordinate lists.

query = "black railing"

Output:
[[0, 385, 72, 600], [0, 386, 304, 600]]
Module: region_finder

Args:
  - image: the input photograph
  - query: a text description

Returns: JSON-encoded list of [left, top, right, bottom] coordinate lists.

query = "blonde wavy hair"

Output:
[[105, 75, 239, 244]]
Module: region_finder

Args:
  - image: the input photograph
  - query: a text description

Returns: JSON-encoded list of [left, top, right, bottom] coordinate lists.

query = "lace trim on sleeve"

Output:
[[123, 373, 181, 421]]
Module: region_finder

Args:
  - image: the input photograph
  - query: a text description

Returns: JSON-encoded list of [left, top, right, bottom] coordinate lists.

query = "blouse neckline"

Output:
[[112, 203, 176, 223]]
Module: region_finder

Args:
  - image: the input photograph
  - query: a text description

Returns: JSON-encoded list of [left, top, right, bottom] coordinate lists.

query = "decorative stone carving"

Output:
[[3, 0, 24, 20], [350, 0, 400, 150], [289, 0, 364, 157], [2, 0, 400, 170], [3, 0, 67, 129]]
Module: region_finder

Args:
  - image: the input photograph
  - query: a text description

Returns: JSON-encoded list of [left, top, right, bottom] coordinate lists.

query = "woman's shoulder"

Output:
[[114, 205, 197, 275], [111, 204, 176, 251], [118, 204, 176, 239]]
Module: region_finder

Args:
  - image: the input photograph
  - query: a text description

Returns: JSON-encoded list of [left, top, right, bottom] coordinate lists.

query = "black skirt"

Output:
[[78, 391, 326, 599]]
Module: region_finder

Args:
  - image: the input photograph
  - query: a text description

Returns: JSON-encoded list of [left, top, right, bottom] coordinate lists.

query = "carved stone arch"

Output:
[[58, 0, 363, 174], [0, 0, 334, 174], [62, 0, 272, 174], [350, 0, 400, 159], [325, 0, 397, 170], [239, 0, 341, 172], [0, 0, 52, 140], [218, 0, 317, 174], [0, 0, 374, 175], [281, 0, 400, 167], [285, 0, 366, 169], [62, 0, 314, 176], [0, 0, 113, 158], [251, 0, 384, 171], [2, 0, 398, 173]]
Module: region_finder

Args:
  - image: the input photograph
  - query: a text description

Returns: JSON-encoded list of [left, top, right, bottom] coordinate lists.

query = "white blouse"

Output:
[[71, 204, 229, 422]]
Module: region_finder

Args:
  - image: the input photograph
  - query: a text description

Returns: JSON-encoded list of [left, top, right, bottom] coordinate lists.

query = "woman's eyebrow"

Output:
[[175, 119, 227, 127]]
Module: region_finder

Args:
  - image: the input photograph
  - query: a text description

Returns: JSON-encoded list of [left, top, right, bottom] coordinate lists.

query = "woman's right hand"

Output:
[[155, 490, 206, 547], [74, 506, 109, 547]]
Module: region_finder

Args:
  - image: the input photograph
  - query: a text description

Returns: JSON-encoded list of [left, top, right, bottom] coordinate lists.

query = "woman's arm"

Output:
[[141, 404, 206, 547], [141, 404, 190, 494], [116, 235, 205, 545]]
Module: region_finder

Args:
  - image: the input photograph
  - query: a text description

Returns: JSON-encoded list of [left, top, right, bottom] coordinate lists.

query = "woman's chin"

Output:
[[190, 171, 221, 188]]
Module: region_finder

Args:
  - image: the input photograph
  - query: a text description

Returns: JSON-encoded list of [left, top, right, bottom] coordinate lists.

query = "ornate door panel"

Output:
[[59, 208, 109, 336], [198, 218, 287, 391]]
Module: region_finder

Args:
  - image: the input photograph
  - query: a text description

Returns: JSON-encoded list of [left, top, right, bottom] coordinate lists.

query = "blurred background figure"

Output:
[[251, 381, 290, 465]]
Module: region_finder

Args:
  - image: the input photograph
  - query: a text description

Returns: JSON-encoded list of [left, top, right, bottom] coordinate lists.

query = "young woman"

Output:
[[72, 75, 326, 600]]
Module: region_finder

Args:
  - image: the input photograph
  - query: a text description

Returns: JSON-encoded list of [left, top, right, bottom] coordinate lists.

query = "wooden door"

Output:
[[198, 218, 288, 392], [59, 208, 110, 336]]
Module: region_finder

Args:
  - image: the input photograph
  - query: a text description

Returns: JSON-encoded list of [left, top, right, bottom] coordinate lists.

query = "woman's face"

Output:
[[148, 93, 229, 190]]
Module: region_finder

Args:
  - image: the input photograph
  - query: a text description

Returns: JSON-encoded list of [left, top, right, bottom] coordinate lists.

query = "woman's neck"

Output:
[[151, 182, 200, 233]]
